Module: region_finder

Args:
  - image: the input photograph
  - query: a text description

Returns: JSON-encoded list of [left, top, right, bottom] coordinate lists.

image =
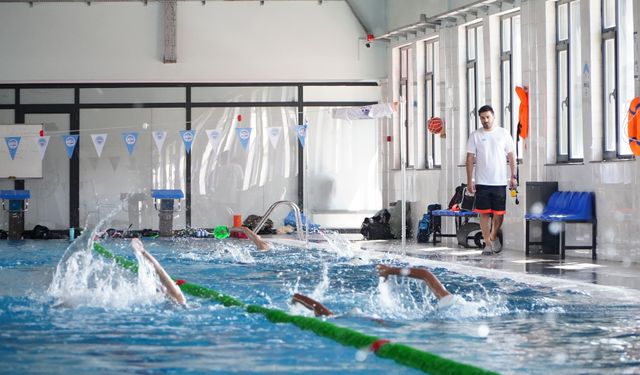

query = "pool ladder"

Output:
[[254, 200, 305, 242]]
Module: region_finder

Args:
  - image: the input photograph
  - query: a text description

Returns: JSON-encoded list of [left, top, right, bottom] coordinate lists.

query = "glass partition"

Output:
[[191, 86, 297, 103], [80, 87, 186, 104], [304, 85, 379, 102], [0, 111, 15, 214], [304, 106, 382, 229], [190, 106, 298, 228], [23, 113, 70, 230], [0, 89, 14, 105], [20, 89, 74, 104], [79, 108, 186, 230]]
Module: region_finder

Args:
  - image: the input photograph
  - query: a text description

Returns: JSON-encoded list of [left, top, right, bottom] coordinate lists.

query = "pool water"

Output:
[[1, 237, 640, 374]]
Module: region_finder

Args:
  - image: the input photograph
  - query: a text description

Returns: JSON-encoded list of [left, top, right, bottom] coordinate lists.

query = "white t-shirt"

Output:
[[466, 126, 515, 186]]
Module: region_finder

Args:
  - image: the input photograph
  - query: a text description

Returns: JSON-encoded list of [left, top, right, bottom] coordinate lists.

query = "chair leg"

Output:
[[592, 221, 597, 260], [525, 220, 530, 256], [560, 223, 566, 260]]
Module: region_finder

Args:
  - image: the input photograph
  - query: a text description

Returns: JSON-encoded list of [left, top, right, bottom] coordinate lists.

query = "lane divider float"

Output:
[[93, 242, 498, 375]]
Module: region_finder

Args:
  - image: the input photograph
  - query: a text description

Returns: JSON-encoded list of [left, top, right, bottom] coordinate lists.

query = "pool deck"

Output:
[[323, 234, 640, 292]]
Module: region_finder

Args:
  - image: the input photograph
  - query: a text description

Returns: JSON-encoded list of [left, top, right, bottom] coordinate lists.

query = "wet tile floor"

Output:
[[352, 238, 640, 292]]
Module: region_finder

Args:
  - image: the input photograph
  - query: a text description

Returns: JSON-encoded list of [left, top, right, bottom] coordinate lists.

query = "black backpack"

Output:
[[360, 209, 394, 240], [448, 183, 467, 210], [243, 215, 274, 235]]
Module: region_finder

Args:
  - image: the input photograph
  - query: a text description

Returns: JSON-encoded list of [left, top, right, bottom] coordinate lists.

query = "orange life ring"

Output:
[[627, 97, 640, 155]]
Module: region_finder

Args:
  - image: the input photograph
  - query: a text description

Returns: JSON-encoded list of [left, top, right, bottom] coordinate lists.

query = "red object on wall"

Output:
[[386, 135, 392, 142], [237, 114, 243, 122], [427, 117, 444, 134]]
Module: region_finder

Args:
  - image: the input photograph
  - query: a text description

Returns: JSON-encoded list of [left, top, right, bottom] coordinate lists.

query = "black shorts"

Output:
[[473, 185, 507, 215]]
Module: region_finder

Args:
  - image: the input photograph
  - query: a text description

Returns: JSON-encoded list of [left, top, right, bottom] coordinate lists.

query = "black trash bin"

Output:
[[526, 181, 559, 254]]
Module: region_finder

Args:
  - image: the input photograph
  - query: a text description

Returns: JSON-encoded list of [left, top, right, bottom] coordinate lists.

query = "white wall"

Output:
[[385, 0, 640, 263], [0, 2, 387, 82]]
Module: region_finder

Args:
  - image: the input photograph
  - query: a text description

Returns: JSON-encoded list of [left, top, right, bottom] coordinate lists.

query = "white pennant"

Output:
[[206, 129, 223, 152], [152, 131, 167, 153], [34, 136, 50, 160], [267, 127, 282, 148], [91, 133, 108, 158]]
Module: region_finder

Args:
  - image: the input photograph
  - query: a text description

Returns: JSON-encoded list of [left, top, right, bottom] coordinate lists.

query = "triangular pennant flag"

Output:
[[61, 135, 79, 159], [108, 156, 120, 171], [296, 123, 308, 148], [235, 128, 252, 151], [4, 136, 21, 160], [179, 130, 196, 154], [35, 136, 50, 160], [152, 131, 167, 153], [91, 133, 108, 158], [206, 129, 222, 152], [121, 132, 139, 156], [267, 127, 282, 148]]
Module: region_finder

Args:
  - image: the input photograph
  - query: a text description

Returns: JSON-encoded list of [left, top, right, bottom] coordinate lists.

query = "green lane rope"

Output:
[[93, 242, 498, 375]]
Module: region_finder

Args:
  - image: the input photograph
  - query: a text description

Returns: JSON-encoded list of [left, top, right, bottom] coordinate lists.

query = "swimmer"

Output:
[[131, 238, 186, 306], [376, 264, 451, 300], [230, 226, 271, 251], [291, 293, 334, 317], [292, 264, 454, 317]]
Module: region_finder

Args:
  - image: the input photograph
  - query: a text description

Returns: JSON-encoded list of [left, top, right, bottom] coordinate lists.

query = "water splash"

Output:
[[47, 197, 167, 309], [309, 263, 330, 300], [316, 230, 356, 258], [177, 239, 256, 264]]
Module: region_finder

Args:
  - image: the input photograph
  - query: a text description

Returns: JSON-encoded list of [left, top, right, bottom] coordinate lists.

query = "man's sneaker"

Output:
[[481, 241, 494, 255], [492, 237, 503, 254]]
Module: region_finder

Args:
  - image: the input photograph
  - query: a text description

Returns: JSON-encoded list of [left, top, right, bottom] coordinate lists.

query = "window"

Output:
[[602, 0, 634, 159], [500, 12, 523, 160], [466, 23, 485, 138], [399, 46, 415, 167], [556, 1, 583, 162], [424, 38, 441, 168]]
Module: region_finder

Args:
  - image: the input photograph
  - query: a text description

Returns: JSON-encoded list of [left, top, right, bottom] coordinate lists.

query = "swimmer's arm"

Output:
[[291, 293, 333, 317], [131, 238, 186, 306], [231, 226, 270, 251], [377, 264, 451, 299]]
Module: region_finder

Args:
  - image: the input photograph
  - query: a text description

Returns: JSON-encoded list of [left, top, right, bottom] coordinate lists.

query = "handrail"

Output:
[[254, 200, 305, 242]]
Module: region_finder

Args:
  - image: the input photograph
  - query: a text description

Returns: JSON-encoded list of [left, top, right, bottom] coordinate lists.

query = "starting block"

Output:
[[151, 189, 184, 237], [1, 190, 31, 240]]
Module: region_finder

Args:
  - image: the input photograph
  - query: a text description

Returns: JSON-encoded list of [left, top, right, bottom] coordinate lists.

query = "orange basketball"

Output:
[[427, 117, 444, 134]]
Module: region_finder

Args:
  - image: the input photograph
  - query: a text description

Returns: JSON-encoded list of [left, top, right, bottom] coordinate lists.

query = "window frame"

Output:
[[399, 45, 414, 168], [500, 12, 523, 161], [555, 0, 583, 163], [602, 0, 634, 160], [466, 23, 483, 138], [424, 38, 441, 169]]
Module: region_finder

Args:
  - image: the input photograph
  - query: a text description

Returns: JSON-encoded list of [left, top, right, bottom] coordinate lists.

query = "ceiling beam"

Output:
[[163, 0, 177, 63]]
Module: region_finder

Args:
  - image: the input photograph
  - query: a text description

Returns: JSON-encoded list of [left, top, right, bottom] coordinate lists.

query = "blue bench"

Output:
[[525, 191, 597, 260], [430, 209, 478, 246]]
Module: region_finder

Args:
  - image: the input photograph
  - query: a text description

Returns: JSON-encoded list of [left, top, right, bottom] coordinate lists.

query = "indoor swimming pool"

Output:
[[1, 235, 640, 374]]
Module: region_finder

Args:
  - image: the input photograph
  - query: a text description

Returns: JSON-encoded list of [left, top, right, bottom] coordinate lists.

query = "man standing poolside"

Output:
[[466, 105, 517, 255]]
